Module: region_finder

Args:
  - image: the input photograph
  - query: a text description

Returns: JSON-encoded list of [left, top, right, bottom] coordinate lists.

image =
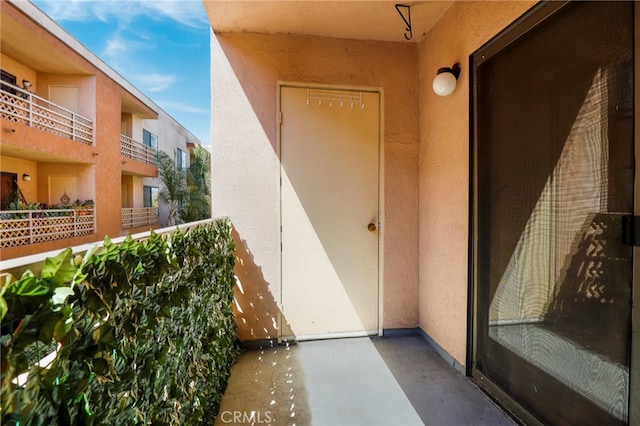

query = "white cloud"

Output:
[[34, 0, 209, 28], [158, 100, 209, 115], [143, 1, 209, 28], [33, 0, 100, 22], [31, 0, 209, 131], [135, 73, 177, 92], [103, 36, 128, 60], [33, 0, 208, 91], [98, 35, 178, 92]]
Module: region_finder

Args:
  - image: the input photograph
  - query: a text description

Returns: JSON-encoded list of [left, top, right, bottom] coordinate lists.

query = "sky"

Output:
[[31, 0, 212, 147]]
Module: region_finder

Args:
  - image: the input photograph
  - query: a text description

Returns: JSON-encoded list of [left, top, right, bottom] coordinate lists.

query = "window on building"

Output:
[[142, 129, 158, 149], [1, 70, 17, 95], [143, 186, 159, 208], [177, 148, 188, 171]]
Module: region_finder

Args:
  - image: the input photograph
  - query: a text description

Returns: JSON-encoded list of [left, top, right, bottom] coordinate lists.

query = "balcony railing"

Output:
[[0, 209, 95, 249], [120, 135, 158, 165], [0, 82, 93, 145], [121, 207, 159, 230]]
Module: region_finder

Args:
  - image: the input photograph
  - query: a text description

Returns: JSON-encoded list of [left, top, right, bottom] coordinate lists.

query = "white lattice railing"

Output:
[[0, 209, 95, 249], [0, 83, 93, 145], [121, 207, 159, 230], [120, 135, 158, 165]]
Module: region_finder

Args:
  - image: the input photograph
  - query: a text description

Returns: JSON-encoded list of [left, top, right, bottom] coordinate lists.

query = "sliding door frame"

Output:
[[631, 4, 639, 425], [468, 1, 636, 424]]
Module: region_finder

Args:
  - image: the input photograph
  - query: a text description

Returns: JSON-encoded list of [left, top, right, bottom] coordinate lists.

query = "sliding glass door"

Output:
[[472, 2, 634, 424]]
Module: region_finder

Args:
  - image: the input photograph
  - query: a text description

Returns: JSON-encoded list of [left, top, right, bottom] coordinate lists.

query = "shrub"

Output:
[[0, 219, 240, 425]]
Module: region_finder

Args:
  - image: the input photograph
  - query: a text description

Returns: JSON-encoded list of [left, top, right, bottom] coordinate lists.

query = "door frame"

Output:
[[468, 1, 637, 424], [631, 4, 640, 425], [1, 172, 18, 208], [276, 81, 385, 341]]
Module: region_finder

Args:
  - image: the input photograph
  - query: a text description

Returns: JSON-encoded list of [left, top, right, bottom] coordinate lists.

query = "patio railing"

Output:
[[0, 209, 95, 249], [0, 82, 93, 145], [120, 134, 158, 165], [121, 207, 159, 229]]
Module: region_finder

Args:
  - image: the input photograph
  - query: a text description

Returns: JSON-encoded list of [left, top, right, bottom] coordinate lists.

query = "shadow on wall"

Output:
[[213, 32, 421, 330], [221, 229, 311, 425], [232, 226, 295, 342]]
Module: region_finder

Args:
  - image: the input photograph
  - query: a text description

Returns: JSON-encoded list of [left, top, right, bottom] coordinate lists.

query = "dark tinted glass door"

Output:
[[473, 2, 633, 424]]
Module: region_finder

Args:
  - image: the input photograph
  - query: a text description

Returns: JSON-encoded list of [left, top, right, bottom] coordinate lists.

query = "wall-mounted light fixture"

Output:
[[432, 63, 461, 96], [22, 173, 31, 182], [22, 80, 32, 90]]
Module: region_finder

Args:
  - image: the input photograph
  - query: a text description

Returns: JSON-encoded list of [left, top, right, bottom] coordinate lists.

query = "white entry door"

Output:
[[280, 85, 380, 339]]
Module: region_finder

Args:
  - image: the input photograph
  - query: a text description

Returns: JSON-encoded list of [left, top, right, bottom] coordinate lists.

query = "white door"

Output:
[[280, 86, 380, 339], [49, 86, 78, 115]]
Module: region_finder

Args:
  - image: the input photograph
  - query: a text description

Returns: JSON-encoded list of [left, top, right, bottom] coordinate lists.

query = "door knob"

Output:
[[368, 223, 377, 232]]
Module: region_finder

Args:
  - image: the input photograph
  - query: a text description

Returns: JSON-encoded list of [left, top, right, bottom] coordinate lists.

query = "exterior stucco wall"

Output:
[[38, 162, 94, 204], [417, 1, 536, 366], [37, 74, 96, 121], [211, 31, 420, 340], [1, 53, 37, 92], [94, 73, 126, 239], [121, 175, 134, 207], [141, 110, 198, 227]]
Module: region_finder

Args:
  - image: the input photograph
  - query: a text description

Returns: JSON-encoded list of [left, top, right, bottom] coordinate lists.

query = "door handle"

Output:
[[368, 223, 377, 232]]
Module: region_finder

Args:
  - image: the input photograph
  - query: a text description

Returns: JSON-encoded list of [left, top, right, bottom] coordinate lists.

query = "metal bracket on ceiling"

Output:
[[395, 4, 412, 41]]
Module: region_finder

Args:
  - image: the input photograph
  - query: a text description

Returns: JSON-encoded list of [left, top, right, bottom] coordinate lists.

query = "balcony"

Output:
[[0, 82, 93, 145], [121, 207, 158, 229], [220, 335, 514, 425], [120, 135, 158, 165], [0, 209, 95, 249]]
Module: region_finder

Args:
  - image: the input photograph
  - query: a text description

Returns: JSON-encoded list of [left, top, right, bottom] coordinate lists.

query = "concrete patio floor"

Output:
[[215, 335, 516, 426]]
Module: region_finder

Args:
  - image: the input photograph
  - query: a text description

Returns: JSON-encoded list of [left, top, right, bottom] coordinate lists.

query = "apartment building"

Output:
[[0, 0, 201, 260]]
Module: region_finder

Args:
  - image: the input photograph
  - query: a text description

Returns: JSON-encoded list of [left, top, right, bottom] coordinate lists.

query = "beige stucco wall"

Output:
[[119, 175, 144, 209], [417, 1, 536, 366], [141, 109, 198, 227], [131, 176, 144, 208], [121, 175, 134, 208], [211, 31, 420, 340]]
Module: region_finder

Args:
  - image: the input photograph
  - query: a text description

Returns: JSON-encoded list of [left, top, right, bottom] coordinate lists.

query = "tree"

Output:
[[181, 146, 212, 222], [157, 150, 186, 226]]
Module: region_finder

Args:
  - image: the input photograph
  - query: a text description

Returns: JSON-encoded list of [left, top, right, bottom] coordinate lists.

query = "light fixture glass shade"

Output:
[[432, 72, 457, 96]]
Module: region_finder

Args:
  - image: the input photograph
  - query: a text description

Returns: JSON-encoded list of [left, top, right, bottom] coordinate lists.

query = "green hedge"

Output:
[[1, 219, 240, 425]]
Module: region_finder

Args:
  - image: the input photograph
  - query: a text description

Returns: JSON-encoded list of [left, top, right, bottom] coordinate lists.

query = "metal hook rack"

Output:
[[306, 88, 365, 110]]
